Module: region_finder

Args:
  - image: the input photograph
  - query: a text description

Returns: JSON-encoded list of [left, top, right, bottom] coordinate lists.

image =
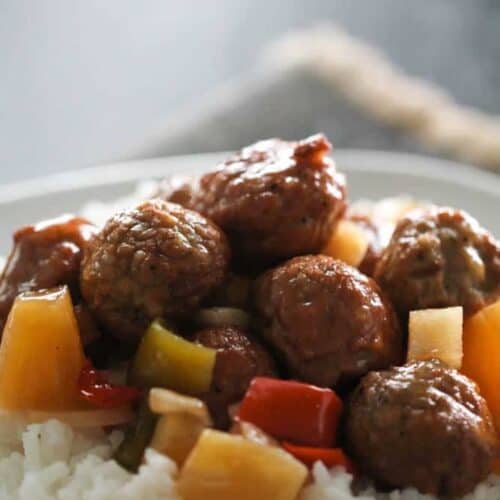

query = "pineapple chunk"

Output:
[[407, 307, 463, 368], [0, 287, 87, 410], [322, 220, 369, 267], [178, 429, 307, 500], [151, 413, 207, 466], [149, 388, 212, 466]]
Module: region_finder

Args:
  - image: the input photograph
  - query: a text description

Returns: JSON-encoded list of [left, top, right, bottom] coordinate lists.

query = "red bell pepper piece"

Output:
[[236, 377, 342, 447], [79, 361, 141, 409], [282, 442, 356, 474]]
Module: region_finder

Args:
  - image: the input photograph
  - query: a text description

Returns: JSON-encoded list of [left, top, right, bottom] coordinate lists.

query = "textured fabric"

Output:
[[126, 27, 500, 172]]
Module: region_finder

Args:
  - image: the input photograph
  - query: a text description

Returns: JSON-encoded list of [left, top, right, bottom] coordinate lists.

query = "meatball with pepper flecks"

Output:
[[345, 359, 499, 497], [374, 207, 500, 319], [254, 255, 403, 389], [80, 200, 230, 341], [162, 134, 347, 265], [0, 215, 97, 334]]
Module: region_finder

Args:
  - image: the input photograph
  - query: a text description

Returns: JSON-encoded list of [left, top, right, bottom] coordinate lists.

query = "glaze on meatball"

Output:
[[170, 134, 346, 264], [345, 360, 499, 497], [374, 207, 500, 319], [156, 175, 197, 208], [193, 326, 277, 429], [254, 255, 403, 388], [0, 215, 96, 333], [80, 200, 230, 341]]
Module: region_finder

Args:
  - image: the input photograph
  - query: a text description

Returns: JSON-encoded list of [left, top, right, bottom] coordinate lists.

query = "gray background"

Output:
[[1, 0, 499, 184]]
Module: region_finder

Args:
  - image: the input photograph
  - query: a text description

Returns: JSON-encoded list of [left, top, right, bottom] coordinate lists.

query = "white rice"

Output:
[[0, 418, 179, 500], [301, 463, 500, 500], [1, 420, 498, 499], [0, 188, 498, 499]]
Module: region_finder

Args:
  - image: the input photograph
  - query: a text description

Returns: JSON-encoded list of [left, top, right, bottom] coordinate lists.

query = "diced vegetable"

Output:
[[407, 307, 463, 368], [177, 429, 307, 500], [194, 307, 251, 330], [130, 320, 216, 395], [0, 287, 88, 411], [114, 399, 157, 471], [282, 442, 356, 473], [321, 220, 369, 268], [149, 388, 212, 466], [236, 377, 343, 447], [151, 413, 207, 466], [79, 361, 141, 409], [462, 300, 500, 430], [149, 388, 211, 425]]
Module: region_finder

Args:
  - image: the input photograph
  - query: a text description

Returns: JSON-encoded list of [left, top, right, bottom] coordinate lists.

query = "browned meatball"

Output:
[[80, 200, 230, 341], [0, 215, 96, 333], [254, 255, 403, 388], [375, 207, 500, 319], [193, 326, 277, 429], [156, 174, 197, 208], [345, 360, 499, 497], [177, 134, 346, 264], [74, 303, 102, 346]]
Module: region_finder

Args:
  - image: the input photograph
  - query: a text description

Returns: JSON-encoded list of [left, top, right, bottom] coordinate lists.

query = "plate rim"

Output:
[[1, 149, 499, 204]]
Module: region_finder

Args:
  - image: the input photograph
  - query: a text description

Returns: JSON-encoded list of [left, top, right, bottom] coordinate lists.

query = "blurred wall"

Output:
[[1, 0, 499, 183]]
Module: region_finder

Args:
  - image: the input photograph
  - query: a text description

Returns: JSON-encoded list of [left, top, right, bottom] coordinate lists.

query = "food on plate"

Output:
[[236, 377, 342, 447], [149, 388, 212, 466], [281, 442, 355, 472], [192, 326, 277, 429], [321, 219, 369, 268], [254, 255, 403, 388], [163, 134, 347, 264], [157, 174, 198, 209], [80, 199, 230, 341], [375, 207, 500, 320], [344, 214, 384, 276], [407, 306, 463, 368], [0, 286, 87, 410], [130, 320, 217, 395], [345, 359, 498, 497], [177, 429, 308, 500], [0, 133, 499, 499], [462, 299, 500, 430], [0, 215, 96, 334]]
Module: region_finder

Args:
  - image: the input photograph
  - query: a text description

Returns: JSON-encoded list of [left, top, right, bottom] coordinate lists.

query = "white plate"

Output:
[[0, 149, 499, 252]]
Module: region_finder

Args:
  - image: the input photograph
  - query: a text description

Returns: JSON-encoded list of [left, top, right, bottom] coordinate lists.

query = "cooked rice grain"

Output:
[[0, 419, 179, 500]]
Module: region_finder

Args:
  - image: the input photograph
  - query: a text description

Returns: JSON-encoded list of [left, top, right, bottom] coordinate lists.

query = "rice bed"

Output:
[[0, 418, 498, 500]]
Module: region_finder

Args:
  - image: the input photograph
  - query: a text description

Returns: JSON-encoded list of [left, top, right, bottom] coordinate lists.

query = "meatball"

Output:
[[80, 200, 230, 341], [180, 134, 346, 264], [74, 303, 102, 346], [193, 326, 277, 429], [254, 255, 403, 388], [0, 215, 96, 333], [375, 207, 500, 319], [156, 174, 197, 208], [345, 360, 499, 497]]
